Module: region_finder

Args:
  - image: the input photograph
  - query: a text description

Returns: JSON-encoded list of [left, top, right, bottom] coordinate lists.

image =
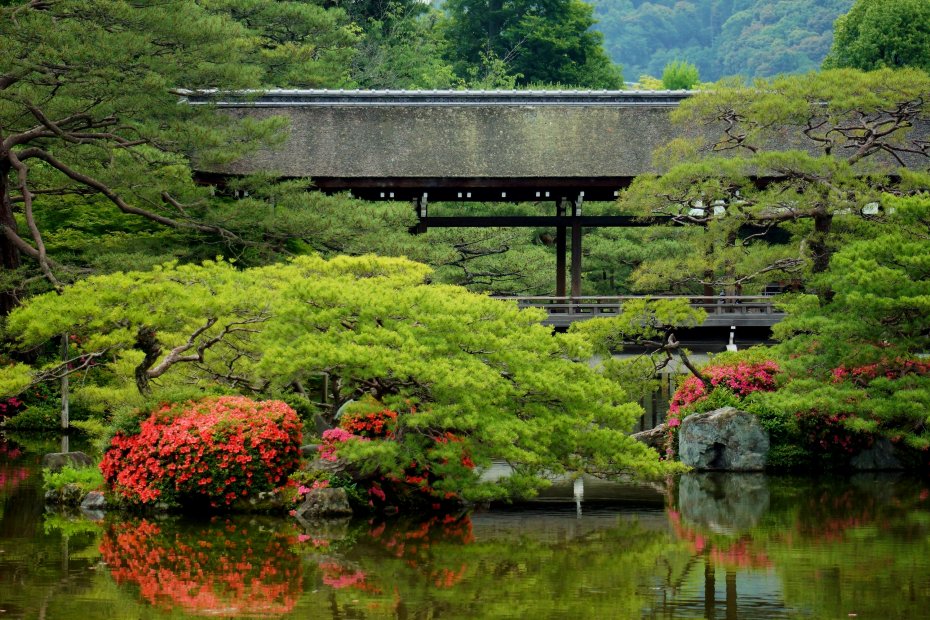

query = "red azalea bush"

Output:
[[101, 518, 301, 615], [832, 357, 930, 386], [101, 396, 302, 508], [317, 404, 475, 508]]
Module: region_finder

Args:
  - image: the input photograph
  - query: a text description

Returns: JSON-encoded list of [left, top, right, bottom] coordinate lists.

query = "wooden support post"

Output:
[[556, 200, 566, 297], [60, 333, 69, 432], [411, 195, 428, 234], [570, 196, 583, 297]]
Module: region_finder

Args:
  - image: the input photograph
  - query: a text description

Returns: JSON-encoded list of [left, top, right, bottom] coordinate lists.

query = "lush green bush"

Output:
[[42, 465, 104, 494], [2, 405, 64, 430], [661, 60, 699, 89], [100, 396, 302, 509]]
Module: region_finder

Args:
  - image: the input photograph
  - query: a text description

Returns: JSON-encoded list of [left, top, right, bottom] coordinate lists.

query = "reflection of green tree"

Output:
[[300, 514, 693, 618]]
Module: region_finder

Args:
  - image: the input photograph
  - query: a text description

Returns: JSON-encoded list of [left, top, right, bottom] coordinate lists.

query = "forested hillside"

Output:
[[589, 0, 853, 81]]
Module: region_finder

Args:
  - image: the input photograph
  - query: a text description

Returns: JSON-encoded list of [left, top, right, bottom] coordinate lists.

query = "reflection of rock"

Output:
[[678, 473, 770, 534], [296, 516, 351, 540], [679, 407, 769, 471], [632, 424, 666, 451], [81, 491, 106, 510], [850, 438, 904, 470], [296, 487, 353, 518], [41, 451, 93, 472]]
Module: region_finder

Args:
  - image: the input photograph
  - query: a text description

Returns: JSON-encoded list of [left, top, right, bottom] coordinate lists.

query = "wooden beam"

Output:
[[419, 215, 669, 227]]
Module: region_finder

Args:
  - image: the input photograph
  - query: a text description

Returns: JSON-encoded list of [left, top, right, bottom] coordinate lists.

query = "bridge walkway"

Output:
[[504, 295, 784, 329]]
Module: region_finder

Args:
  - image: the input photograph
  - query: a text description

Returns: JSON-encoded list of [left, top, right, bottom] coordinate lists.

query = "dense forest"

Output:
[[588, 0, 854, 81]]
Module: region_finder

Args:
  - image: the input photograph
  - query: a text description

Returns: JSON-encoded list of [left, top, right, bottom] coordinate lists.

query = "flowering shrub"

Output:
[[0, 396, 23, 419], [100, 518, 302, 615], [832, 357, 930, 386], [669, 360, 780, 417], [100, 396, 302, 508], [793, 410, 875, 465], [317, 403, 477, 509], [662, 360, 780, 459], [339, 407, 397, 439]]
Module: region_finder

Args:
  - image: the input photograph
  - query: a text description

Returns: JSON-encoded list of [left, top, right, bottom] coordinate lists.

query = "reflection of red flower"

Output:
[[319, 561, 381, 592], [100, 519, 302, 616], [667, 510, 772, 569], [0, 464, 29, 493]]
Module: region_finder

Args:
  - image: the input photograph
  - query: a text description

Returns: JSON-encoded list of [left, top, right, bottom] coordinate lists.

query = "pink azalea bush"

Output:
[[663, 360, 781, 459]]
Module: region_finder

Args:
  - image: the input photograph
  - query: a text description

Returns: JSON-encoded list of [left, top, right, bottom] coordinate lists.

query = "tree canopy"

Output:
[[0, 255, 673, 498], [824, 0, 930, 73], [441, 0, 623, 87], [621, 69, 930, 294]]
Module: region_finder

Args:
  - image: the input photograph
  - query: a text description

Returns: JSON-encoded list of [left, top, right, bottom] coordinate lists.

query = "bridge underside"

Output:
[[308, 175, 633, 203]]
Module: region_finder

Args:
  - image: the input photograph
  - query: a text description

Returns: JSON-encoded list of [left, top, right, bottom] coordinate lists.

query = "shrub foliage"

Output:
[[100, 396, 301, 508]]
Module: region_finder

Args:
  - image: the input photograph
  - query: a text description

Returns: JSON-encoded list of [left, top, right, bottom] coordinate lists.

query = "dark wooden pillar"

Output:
[[556, 199, 566, 297], [411, 195, 427, 234], [570, 194, 583, 297]]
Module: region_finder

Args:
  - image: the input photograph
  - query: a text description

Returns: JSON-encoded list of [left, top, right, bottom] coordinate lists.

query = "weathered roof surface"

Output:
[[189, 90, 693, 181], [189, 90, 929, 199]]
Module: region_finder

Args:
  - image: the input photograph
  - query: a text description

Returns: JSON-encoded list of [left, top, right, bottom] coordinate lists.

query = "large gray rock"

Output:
[[294, 487, 353, 518], [632, 424, 667, 451], [80, 491, 107, 511], [850, 438, 904, 470], [41, 451, 93, 472], [678, 407, 769, 471]]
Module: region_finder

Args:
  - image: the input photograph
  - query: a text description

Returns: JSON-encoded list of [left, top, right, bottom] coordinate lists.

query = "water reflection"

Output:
[[3, 436, 930, 619], [101, 518, 303, 616]]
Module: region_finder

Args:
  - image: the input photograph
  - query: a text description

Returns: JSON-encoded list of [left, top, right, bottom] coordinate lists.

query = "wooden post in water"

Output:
[[704, 553, 716, 620], [725, 569, 737, 620]]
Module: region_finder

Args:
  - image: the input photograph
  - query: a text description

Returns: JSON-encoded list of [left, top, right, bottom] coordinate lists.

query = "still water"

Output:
[[2, 435, 930, 619]]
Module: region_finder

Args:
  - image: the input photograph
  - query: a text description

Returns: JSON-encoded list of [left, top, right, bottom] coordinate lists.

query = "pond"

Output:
[[2, 434, 929, 619]]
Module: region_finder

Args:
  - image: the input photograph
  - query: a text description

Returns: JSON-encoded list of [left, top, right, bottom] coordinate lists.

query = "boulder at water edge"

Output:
[[295, 488, 353, 518], [678, 407, 769, 471], [41, 451, 94, 472]]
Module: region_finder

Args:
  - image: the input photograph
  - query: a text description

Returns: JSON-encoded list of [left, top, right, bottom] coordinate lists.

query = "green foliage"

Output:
[[1, 255, 675, 502], [2, 405, 63, 430], [679, 386, 741, 415], [441, 0, 622, 87], [589, 0, 853, 80], [661, 60, 700, 89], [0, 0, 376, 301], [622, 69, 930, 292], [42, 465, 104, 494], [824, 0, 930, 72], [353, 4, 459, 89]]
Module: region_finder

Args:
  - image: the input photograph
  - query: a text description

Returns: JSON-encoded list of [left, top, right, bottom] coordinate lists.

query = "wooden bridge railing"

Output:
[[501, 295, 785, 327]]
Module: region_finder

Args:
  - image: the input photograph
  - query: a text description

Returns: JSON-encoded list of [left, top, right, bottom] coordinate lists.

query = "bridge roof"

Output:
[[190, 90, 696, 201], [184, 89, 693, 107]]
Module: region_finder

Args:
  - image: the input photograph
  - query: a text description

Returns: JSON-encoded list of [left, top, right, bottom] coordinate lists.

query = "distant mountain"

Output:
[[588, 0, 853, 81]]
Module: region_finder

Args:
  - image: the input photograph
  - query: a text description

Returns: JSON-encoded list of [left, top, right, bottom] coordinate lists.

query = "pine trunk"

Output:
[[0, 160, 22, 315]]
